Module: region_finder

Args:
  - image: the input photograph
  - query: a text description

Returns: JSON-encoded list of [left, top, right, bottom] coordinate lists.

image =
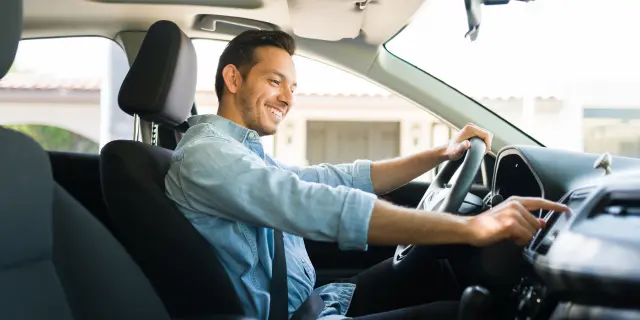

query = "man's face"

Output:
[[234, 46, 297, 136]]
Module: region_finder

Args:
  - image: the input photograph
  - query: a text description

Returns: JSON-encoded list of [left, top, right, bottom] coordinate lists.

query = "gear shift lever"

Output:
[[459, 286, 493, 320]]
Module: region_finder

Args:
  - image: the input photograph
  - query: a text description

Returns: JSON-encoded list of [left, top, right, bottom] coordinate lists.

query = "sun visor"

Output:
[[90, 0, 263, 9], [287, 0, 364, 41], [287, 0, 425, 43]]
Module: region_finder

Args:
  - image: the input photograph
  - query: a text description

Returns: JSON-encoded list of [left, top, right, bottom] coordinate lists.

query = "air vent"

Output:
[[565, 187, 594, 212], [570, 188, 593, 201], [595, 199, 640, 217], [587, 188, 640, 219]]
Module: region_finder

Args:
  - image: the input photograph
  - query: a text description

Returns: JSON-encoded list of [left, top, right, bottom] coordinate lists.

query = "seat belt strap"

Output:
[[290, 291, 325, 320], [269, 230, 289, 320], [269, 230, 325, 320]]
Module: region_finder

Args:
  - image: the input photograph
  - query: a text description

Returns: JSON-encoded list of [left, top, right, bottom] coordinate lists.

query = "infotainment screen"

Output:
[[529, 189, 592, 254]]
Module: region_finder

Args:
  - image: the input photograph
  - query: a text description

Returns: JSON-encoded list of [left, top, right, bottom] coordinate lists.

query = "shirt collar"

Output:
[[187, 114, 261, 143]]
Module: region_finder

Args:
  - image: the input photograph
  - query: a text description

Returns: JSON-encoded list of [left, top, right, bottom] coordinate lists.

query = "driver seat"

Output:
[[100, 20, 244, 318]]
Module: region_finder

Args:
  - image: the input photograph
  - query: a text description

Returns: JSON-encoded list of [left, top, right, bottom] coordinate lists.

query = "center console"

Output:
[[511, 179, 640, 319]]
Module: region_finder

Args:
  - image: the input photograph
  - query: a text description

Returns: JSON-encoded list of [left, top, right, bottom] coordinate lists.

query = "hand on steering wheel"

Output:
[[464, 196, 569, 247], [393, 136, 487, 267], [392, 136, 570, 270]]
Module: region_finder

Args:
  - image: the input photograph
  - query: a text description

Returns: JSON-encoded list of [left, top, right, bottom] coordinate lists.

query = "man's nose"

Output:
[[278, 88, 293, 108]]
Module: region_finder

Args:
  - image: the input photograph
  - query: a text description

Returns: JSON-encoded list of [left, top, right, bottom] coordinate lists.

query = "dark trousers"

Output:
[[343, 257, 462, 319]]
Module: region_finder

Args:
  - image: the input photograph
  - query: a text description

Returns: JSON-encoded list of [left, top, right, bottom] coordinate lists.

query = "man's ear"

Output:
[[222, 64, 242, 94]]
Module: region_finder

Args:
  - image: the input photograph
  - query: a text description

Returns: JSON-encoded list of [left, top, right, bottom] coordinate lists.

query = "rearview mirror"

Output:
[[464, 0, 533, 41]]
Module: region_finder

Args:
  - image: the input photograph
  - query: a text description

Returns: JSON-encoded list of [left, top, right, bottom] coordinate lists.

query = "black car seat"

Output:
[[99, 20, 244, 319], [0, 2, 170, 319]]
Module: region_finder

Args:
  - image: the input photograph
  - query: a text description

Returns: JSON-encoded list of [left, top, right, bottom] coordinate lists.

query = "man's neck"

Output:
[[217, 103, 247, 129]]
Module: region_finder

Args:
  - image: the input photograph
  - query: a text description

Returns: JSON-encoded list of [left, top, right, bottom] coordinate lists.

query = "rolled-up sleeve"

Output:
[[274, 159, 374, 194], [175, 136, 377, 251]]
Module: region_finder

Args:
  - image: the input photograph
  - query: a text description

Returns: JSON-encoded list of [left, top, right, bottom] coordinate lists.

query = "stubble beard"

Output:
[[237, 86, 262, 134]]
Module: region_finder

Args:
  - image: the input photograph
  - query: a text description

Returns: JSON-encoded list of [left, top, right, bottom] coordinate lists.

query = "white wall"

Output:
[[0, 101, 101, 141]]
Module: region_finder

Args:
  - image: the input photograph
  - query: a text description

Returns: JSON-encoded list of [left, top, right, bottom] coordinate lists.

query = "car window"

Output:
[[386, 0, 640, 158], [0, 37, 131, 153], [192, 39, 456, 181]]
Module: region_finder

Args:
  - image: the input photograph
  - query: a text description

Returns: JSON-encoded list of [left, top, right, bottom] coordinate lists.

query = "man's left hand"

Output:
[[445, 123, 493, 161]]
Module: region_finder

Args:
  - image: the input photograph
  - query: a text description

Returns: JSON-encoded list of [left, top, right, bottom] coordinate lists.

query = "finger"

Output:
[[462, 123, 488, 139], [510, 200, 542, 230], [538, 219, 547, 229], [485, 133, 493, 153], [512, 197, 569, 213], [458, 140, 471, 152], [508, 206, 538, 234], [508, 221, 535, 246], [463, 123, 493, 152]]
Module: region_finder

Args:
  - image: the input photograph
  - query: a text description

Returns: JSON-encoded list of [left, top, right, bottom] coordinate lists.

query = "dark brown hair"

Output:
[[215, 30, 296, 102]]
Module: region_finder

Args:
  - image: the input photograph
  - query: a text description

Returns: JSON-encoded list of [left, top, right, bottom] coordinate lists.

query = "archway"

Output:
[[4, 124, 99, 153]]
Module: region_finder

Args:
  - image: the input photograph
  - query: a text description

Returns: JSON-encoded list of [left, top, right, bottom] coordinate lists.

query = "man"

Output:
[[165, 30, 568, 319]]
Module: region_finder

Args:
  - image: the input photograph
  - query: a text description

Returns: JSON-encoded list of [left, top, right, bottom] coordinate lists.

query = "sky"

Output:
[[10, 0, 640, 99]]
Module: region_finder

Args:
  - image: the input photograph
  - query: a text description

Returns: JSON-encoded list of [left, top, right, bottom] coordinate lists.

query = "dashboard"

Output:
[[489, 145, 640, 319]]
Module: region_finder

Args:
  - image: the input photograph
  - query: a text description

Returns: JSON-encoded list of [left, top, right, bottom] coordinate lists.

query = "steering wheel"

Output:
[[393, 137, 486, 268]]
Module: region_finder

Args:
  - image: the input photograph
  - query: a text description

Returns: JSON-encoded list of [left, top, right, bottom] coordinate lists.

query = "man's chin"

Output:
[[257, 124, 278, 137], [262, 128, 277, 136]]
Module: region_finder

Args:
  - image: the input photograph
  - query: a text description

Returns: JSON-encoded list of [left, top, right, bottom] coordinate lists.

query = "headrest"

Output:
[[0, 127, 54, 268], [118, 20, 197, 127], [0, 0, 22, 78]]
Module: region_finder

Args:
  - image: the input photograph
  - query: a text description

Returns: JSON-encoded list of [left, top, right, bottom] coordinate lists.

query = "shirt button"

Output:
[[249, 132, 256, 138]]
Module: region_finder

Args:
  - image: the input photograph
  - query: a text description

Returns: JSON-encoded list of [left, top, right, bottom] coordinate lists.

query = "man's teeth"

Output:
[[267, 106, 283, 119]]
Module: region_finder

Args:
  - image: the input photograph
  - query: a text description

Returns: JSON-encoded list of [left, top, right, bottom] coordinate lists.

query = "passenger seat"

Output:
[[0, 1, 248, 320], [0, 128, 173, 320]]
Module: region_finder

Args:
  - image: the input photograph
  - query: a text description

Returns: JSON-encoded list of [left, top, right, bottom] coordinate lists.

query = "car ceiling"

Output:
[[23, 0, 425, 45]]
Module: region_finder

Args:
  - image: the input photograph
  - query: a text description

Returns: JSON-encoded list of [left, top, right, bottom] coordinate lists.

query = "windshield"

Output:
[[386, 0, 640, 158]]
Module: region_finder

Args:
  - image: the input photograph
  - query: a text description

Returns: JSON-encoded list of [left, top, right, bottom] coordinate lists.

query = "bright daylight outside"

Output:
[[1, 0, 639, 176], [387, 0, 640, 157]]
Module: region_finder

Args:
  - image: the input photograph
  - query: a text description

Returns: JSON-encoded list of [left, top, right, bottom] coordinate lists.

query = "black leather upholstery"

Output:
[[0, 0, 21, 77], [118, 20, 197, 127], [101, 20, 244, 318], [100, 141, 243, 317], [0, 126, 173, 320]]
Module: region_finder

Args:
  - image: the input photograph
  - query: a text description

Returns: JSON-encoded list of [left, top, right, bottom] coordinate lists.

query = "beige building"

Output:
[[1, 72, 640, 184], [4, 36, 639, 178]]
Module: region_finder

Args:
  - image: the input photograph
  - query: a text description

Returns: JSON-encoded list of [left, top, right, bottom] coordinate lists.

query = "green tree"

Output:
[[8, 62, 18, 73], [5, 124, 99, 153]]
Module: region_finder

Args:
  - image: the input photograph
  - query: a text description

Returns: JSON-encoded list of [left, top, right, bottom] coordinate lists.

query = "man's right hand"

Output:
[[464, 196, 570, 247]]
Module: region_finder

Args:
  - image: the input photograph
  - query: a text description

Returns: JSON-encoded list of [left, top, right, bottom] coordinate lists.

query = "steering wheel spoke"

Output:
[[392, 137, 487, 268], [394, 244, 413, 262], [418, 186, 452, 212]]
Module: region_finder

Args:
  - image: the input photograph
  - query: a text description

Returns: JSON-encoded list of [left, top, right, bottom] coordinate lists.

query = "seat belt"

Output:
[[269, 230, 289, 320], [270, 230, 325, 320]]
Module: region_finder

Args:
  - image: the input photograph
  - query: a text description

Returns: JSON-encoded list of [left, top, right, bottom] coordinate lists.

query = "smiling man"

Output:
[[165, 30, 568, 320]]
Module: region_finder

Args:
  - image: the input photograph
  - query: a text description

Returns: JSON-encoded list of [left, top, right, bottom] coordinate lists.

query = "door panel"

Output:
[[305, 240, 396, 287]]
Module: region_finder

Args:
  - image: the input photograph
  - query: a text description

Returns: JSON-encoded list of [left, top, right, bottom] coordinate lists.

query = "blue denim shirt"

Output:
[[165, 114, 378, 320]]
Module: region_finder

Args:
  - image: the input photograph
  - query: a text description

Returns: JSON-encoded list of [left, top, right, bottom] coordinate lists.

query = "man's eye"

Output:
[[270, 79, 280, 85]]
